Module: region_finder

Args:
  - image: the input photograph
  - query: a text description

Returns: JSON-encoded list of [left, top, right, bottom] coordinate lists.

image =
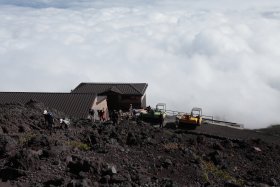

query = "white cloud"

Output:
[[0, 0, 280, 128]]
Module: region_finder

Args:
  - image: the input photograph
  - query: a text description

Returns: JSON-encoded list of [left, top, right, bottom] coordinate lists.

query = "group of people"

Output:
[[89, 108, 120, 125], [43, 104, 163, 132], [43, 110, 70, 134], [88, 108, 106, 122], [88, 104, 135, 125]]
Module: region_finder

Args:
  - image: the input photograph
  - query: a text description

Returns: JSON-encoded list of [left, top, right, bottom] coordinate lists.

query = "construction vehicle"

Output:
[[176, 107, 202, 128], [139, 103, 167, 124]]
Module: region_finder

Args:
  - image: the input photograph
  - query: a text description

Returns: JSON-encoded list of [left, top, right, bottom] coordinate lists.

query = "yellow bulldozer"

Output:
[[176, 107, 202, 128]]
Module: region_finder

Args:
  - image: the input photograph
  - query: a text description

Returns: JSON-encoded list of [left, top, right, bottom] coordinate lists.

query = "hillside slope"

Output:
[[0, 102, 279, 186]]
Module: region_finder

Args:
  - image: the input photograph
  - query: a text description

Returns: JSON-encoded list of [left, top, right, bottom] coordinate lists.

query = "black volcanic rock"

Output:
[[0, 102, 279, 186]]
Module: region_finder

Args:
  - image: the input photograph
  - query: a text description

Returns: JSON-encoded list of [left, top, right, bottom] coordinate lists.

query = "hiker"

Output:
[[129, 104, 133, 117], [102, 108, 106, 121], [98, 110, 102, 122], [111, 110, 119, 125], [118, 109, 123, 120], [60, 118, 70, 129], [159, 112, 164, 128], [89, 108, 95, 122], [43, 110, 54, 134], [132, 109, 137, 120], [98, 109, 105, 122]]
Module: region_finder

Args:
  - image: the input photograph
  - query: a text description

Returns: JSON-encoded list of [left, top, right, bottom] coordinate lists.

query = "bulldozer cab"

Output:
[[190, 107, 202, 117], [139, 103, 166, 125], [156, 103, 166, 112]]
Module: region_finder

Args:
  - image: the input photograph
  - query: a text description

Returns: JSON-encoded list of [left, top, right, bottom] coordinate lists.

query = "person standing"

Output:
[[112, 110, 119, 125], [129, 104, 133, 118], [98, 110, 102, 122], [101, 108, 106, 122], [43, 110, 54, 134], [159, 112, 164, 128], [98, 108, 105, 122], [89, 108, 95, 122]]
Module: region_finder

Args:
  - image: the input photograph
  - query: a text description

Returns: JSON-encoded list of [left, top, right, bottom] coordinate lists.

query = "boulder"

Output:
[[0, 167, 27, 181], [67, 158, 91, 175], [67, 178, 92, 187], [43, 178, 64, 186], [0, 135, 17, 156], [126, 132, 138, 146]]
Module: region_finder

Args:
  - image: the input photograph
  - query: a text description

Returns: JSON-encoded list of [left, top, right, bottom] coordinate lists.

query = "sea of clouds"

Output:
[[0, 0, 280, 128]]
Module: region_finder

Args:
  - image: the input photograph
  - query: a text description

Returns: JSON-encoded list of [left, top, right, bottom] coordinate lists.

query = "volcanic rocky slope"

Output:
[[0, 101, 279, 187]]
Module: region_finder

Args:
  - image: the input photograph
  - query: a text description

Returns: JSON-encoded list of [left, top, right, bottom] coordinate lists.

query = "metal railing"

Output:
[[165, 109, 180, 116], [165, 108, 243, 128], [166, 109, 213, 118]]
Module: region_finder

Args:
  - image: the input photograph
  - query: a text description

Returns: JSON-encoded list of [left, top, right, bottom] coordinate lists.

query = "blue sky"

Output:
[[0, 0, 280, 128]]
